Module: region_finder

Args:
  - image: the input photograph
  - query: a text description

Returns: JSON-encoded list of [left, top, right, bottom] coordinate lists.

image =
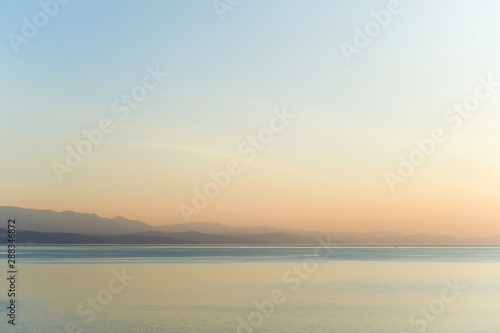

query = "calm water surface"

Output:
[[0, 246, 499, 332]]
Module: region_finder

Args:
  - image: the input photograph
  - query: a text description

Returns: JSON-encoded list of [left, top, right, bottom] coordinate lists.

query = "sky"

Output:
[[1, 0, 500, 237]]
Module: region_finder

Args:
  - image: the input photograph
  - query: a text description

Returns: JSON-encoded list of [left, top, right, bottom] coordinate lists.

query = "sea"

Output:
[[0, 245, 499, 332]]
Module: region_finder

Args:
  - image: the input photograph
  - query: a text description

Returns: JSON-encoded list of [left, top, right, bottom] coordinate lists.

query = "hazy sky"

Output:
[[1, 0, 500, 237]]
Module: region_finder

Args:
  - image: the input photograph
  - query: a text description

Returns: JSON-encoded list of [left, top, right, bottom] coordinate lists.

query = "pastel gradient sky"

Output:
[[1, 0, 499, 237]]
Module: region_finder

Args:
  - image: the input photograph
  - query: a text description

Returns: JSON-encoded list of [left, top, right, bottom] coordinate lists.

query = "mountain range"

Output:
[[0, 206, 499, 245]]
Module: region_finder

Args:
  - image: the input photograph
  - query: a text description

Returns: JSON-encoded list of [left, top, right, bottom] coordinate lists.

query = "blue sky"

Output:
[[1, 0, 500, 236]]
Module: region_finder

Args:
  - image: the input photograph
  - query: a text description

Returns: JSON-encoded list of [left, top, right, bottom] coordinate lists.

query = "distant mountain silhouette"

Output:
[[154, 222, 286, 235], [0, 206, 150, 235], [1, 206, 499, 245]]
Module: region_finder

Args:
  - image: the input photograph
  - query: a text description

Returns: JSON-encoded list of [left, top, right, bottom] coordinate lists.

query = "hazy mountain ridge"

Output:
[[1, 206, 499, 245], [154, 222, 287, 235], [0, 206, 150, 235]]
